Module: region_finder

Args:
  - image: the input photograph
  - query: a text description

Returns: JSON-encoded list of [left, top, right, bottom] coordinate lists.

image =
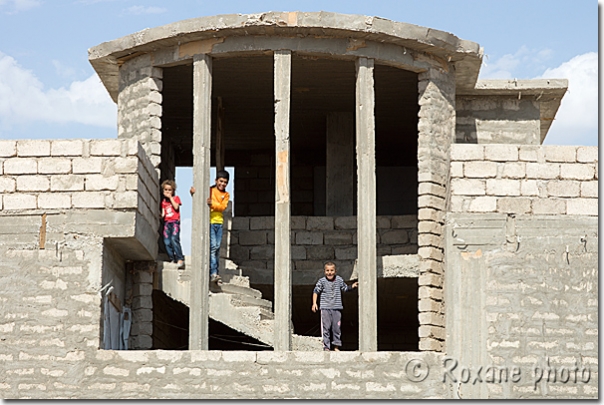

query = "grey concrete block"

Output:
[[532, 198, 566, 215], [560, 164, 595, 180], [450, 144, 483, 161], [451, 178, 485, 195], [484, 145, 518, 161], [544, 145, 576, 163], [16, 175, 50, 192], [334, 216, 356, 230], [576, 147, 598, 163], [17, 140, 50, 157], [468, 196, 497, 212], [501, 162, 526, 179], [306, 246, 334, 260], [51, 140, 83, 156], [464, 161, 497, 178], [91, 140, 122, 156], [497, 197, 531, 214], [72, 192, 106, 208], [486, 179, 520, 196], [73, 157, 103, 174], [51, 175, 85, 191], [391, 215, 417, 229], [38, 194, 71, 209], [0, 177, 16, 193], [380, 230, 409, 245], [306, 216, 334, 231], [4, 158, 37, 174], [3, 193, 37, 210], [376, 216, 390, 229], [85, 174, 120, 191], [323, 232, 353, 246], [0, 140, 17, 157], [238, 231, 267, 246], [295, 231, 323, 245], [291, 245, 306, 260], [250, 216, 274, 230], [250, 245, 274, 260], [566, 198, 598, 216], [37, 158, 71, 174], [335, 246, 357, 260], [547, 180, 580, 197]]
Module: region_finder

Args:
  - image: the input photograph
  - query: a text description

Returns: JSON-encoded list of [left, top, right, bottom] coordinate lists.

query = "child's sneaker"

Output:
[[211, 274, 222, 283], [177, 260, 185, 270]]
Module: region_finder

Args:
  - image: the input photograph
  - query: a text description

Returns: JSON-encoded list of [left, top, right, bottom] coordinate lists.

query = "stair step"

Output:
[[230, 295, 272, 309], [213, 282, 262, 299]]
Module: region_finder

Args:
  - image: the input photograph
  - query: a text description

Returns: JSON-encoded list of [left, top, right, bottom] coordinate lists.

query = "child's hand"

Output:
[[206, 197, 212, 206], [189, 186, 196, 196], [311, 303, 318, 312], [352, 281, 358, 289]]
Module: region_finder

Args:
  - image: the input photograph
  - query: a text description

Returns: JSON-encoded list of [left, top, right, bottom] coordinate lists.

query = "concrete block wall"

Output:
[[235, 161, 315, 216], [456, 97, 541, 144], [0, 348, 447, 399], [445, 214, 598, 399], [416, 67, 455, 352], [227, 215, 418, 283], [0, 139, 159, 239], [117, 54, 163, 172], [450, 145, 598, 216]]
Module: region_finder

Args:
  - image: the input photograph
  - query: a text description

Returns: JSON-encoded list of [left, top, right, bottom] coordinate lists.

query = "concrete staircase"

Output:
[[156, 258, 322, 351]]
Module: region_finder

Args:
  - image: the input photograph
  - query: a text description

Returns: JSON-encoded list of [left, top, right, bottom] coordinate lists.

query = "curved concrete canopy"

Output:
[[88, 11, 484, 101]]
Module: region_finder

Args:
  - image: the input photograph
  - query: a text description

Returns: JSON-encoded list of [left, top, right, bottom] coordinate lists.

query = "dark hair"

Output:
[[324, 261, 336, 270], [216, 170, 230, 181], [161, 179, 176, 191]]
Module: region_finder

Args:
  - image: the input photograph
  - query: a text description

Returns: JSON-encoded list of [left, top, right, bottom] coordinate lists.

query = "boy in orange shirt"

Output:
[[190, 170, 230, 283]]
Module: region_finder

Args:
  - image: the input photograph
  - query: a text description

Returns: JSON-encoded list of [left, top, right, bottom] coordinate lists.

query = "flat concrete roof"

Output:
[[88, 11, 484, 101], [458, 79, 568, 143]]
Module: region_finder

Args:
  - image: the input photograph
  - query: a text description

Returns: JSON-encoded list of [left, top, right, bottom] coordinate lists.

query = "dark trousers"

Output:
[[320, 309, 342, 350]]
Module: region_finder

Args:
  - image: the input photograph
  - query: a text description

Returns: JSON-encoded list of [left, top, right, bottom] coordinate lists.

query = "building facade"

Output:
[[0, 12, 597, 399]]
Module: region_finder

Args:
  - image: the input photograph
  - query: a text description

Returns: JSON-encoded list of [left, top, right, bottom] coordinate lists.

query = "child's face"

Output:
[[216, 177, 228, 192], [163, 185, 174, 197], [324, 265, 336, 280]]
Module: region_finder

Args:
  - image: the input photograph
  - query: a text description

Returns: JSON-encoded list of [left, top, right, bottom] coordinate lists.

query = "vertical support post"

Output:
[[216, 97, 225, 172], [190, 54, 212, 350], [326, 112, 354, 216], [273, 49, 292, 351], [355, 57, 378, 352]]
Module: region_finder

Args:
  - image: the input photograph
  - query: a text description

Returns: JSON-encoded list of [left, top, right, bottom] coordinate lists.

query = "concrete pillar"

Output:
[[190, 54, 212, 350], [273, 49, 292, 351], [355, 57, 377, 352], [416, 66, 455, 352], [326, 112, 354, 216]]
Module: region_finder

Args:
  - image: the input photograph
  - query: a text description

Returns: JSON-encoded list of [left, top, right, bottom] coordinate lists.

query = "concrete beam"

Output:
[[326, 112, 354, 216], [273, 49, 292, 351], [190, 54, 212, 350], [355, 57, 378, 352]]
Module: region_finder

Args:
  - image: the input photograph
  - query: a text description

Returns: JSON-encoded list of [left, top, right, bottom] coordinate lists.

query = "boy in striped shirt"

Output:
[[312, 262, 358, 351]]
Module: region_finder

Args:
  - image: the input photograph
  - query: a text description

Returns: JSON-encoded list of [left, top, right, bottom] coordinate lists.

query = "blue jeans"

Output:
[[209, 223, 223, 276], [163, 220, 184, 262]]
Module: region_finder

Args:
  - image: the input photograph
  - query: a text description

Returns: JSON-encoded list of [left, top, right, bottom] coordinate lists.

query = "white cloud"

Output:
[[538, 52, 598, 146], [0, 51, 116, 130], [123, 5, 167, 15], [480, 46, 554, 79], [0, 0, 41, 13]]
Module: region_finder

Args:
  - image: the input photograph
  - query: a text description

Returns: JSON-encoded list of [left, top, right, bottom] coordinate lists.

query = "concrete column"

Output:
[[273, 49, 292, 351], [326, 112, 354, 216], [190, 54, 212, 350], [355, 57, 377, 352]]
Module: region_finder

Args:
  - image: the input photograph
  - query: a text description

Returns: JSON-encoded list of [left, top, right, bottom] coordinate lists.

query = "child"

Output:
[[312, 262, 358, 351], [190, 170, 230, 283], [161, 180, 185, 269]]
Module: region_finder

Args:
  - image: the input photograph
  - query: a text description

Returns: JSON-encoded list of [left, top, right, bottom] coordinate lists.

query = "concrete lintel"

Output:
[[89, 12, 482, 102], [190, 54, 212, 350]]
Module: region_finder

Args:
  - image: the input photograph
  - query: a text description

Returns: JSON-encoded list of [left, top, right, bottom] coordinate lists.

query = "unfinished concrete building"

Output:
[[0, 12, 598, 399]]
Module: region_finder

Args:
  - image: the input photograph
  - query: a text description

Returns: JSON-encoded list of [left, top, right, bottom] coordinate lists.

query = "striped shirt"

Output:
[[313, 275, 352, 310]]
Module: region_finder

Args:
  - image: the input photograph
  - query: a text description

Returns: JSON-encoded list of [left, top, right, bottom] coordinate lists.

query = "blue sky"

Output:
[[0, 0, 598, 254]]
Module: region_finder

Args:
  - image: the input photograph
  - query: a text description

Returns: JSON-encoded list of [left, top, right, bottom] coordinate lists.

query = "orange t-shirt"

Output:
[[209, 186, 229, 224]]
